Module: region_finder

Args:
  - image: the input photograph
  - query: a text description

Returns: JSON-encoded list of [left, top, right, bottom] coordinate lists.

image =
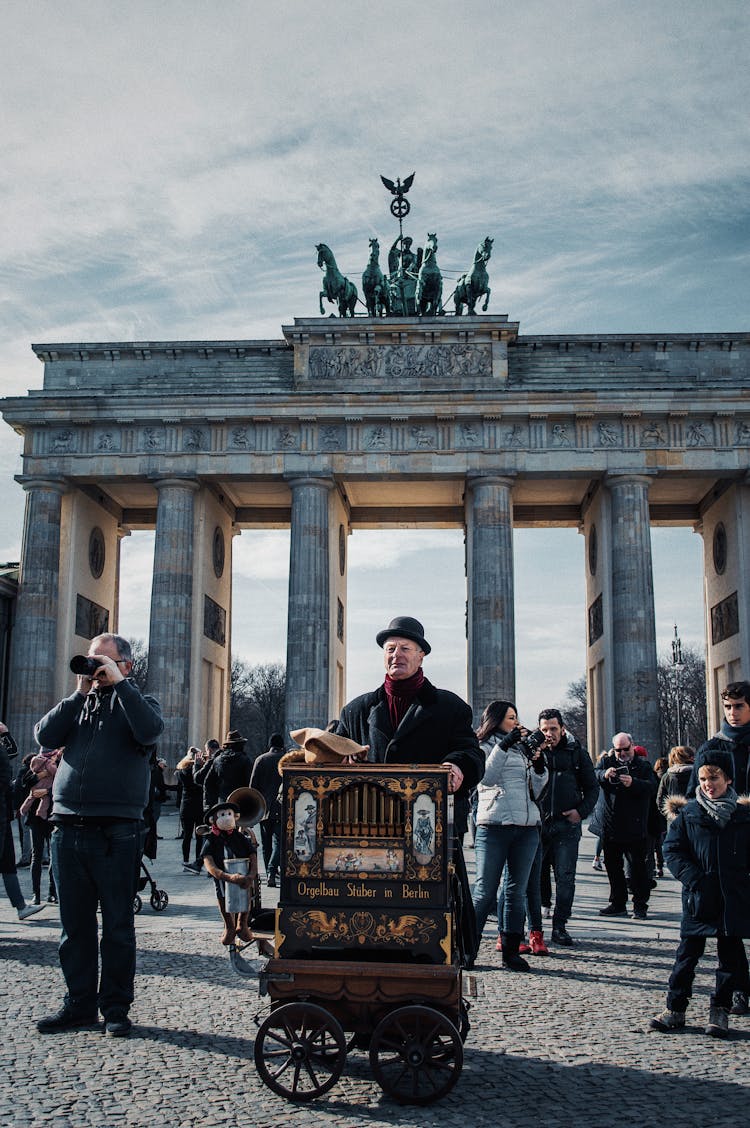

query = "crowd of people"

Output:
[[3, 620, 750, 1043]]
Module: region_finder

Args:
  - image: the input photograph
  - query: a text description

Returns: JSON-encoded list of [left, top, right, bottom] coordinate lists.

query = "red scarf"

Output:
[[384, 669, 424, 731]]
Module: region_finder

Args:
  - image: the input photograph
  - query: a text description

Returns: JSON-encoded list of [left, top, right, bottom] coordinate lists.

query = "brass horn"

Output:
[[226, 786, 267, 828]]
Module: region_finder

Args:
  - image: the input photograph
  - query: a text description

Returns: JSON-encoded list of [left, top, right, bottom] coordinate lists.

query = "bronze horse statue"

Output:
[[454, 236, 493, 315], [361, 237, 389, 317], [316, 243, 358, 317], [414, 233, 443, 317]]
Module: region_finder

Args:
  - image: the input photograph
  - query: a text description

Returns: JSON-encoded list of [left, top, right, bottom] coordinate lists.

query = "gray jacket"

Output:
[[476, 734, 548, 827], [36, 679, 163, 821]]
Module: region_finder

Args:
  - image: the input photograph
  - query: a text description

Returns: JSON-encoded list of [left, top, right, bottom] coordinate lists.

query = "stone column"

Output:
[[606, 472, 662, 756], [465, 473, 516, 717], [146, 478, 199, 761], [8, 477, 67, 757], [285, 476, 334, 732]]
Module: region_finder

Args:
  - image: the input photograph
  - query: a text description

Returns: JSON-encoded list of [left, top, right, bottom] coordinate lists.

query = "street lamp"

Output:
[[671, 624, 684, 746]]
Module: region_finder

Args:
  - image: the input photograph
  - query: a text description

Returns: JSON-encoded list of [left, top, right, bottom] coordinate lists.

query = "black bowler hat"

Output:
[[375, 616, 431, 656]]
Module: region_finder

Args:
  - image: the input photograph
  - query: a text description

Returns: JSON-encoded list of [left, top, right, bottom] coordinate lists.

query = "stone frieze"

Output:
[[37, 413, 750, 458]]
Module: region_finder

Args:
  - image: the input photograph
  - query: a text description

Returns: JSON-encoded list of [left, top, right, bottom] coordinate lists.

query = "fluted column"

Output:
[[285, 476, 334, 731], [606, 472, 662, 756], [8, 477, 67, 757], [146, 478, 199, 760], [465, 473, 516, 717]]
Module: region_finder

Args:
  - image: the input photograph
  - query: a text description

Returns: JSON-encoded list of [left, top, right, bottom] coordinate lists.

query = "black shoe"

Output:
[[599, 903, 629, 916], [266, 875, 277, 888], [633, 907, 648, 920], [33, 894, 41, 905], [731, 991, 750, 1016], [551, 928, 574, 947], [47, 891, 58, 904], [104, 1013, 132, 1037], [37, 1004, 99, 1033]]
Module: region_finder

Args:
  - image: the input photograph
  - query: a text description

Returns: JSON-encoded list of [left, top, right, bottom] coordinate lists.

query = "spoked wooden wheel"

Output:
[[369, 1004, 463, 1105], [254, 1002, 347, 1102]]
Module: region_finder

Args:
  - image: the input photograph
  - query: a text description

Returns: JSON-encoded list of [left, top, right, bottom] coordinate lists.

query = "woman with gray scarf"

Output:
[[651, 748, 750, 1038]]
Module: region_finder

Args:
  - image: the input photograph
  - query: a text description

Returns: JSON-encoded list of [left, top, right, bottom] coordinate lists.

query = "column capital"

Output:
[[14, 475, 68, 494], [465, 471, 517, 492], [604, 470, 658, 489], [148, 475, 201, 493], [285, 475, 335, 492]]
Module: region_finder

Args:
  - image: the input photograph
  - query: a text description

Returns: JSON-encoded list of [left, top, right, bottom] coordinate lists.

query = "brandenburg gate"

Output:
[[2, 314, 749, 762]]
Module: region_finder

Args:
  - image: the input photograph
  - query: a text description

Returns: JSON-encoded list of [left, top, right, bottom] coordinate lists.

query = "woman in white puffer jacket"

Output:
[[471, 700, 548, 970]]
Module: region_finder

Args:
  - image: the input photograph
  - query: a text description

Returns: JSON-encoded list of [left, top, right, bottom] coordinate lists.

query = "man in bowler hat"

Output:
[[336, 615, 484, 965]]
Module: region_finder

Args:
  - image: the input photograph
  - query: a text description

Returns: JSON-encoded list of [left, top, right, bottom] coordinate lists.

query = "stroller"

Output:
[[133, 777, 169, 913], [133, 857, 168, 913]]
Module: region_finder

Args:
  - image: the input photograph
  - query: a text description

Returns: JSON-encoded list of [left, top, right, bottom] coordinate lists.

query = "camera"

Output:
[[70, 654, 99, 677], [614, 763, 631, 778], [519, 728, 547, 760]]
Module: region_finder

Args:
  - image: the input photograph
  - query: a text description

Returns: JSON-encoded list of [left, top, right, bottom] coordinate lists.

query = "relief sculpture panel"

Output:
[[308, 343, 491, 383]]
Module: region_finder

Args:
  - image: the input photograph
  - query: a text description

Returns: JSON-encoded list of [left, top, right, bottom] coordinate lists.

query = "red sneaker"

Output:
[[519, 937, 532, 954], [529, 930, 550, 955]]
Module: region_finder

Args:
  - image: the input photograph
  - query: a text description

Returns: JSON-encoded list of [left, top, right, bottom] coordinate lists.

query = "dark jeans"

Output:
[[472, 824, 540, 936], [541, 818, 582, 930], [603, 837, 650, 911], [51, 821, 143, 1018], [30, 819, 56, 900], [666, 935, 749, 1012], [180, 806, 202, 864], [259, 819, 281, 877]]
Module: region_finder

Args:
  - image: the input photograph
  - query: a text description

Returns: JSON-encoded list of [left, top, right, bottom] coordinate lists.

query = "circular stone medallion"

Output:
[[713, 523, 727, 576], [89, 527, 105, 579], [213, 526, 225, 578]]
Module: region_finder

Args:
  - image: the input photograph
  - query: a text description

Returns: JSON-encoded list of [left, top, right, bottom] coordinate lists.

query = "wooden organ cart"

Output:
[[253, 762, 471, 1105]]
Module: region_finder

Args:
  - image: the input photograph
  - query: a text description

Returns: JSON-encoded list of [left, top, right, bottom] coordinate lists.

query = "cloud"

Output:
[[0, 0, 733, 724]]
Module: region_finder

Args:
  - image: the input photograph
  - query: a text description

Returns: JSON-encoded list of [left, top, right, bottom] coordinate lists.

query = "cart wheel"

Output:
[[458, 999, 471, 1043], [150, 889, 169, 911], [133, 894, 142, 914], [254, 1002, 347, 1102], [369, 1005, 463, 1105]]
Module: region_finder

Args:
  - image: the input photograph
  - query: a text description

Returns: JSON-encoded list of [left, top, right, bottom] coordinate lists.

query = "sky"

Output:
[[1, 1, 746, 728]]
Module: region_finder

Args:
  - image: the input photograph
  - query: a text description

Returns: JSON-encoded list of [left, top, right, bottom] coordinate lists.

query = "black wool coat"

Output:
[[593, 752, 657, 843], [663, 796, 750, 937], [336, 678, 484, 834]]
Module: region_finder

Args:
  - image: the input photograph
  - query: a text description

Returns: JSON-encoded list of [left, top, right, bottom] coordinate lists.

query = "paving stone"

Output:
[[2, 810, 750, 1125]]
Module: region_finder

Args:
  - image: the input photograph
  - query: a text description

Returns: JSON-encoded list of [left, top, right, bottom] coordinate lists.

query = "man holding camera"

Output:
[[34, 633, 163, 1037], [593, 732, 658, 920], [537, 708, 598, 946]]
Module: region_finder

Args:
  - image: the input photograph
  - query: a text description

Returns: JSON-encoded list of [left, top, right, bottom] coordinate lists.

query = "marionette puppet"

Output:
[[200, 801, 258, 946]]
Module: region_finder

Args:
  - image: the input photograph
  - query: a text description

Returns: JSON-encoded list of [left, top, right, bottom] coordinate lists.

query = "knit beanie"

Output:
[[700, 749, 734, 779]]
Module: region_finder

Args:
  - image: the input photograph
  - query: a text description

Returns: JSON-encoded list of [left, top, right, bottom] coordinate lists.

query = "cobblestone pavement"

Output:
[[3, 810, 749, 1127]]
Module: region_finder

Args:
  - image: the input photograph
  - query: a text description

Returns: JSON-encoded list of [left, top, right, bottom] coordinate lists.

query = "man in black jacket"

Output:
[[249, 733, 285, 886], [196, 731, 252, 809], [690, 681, 750, 796], [537, 708, 598, 946], [594, 732, 658, 920], [336, 615, 484, 966]]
